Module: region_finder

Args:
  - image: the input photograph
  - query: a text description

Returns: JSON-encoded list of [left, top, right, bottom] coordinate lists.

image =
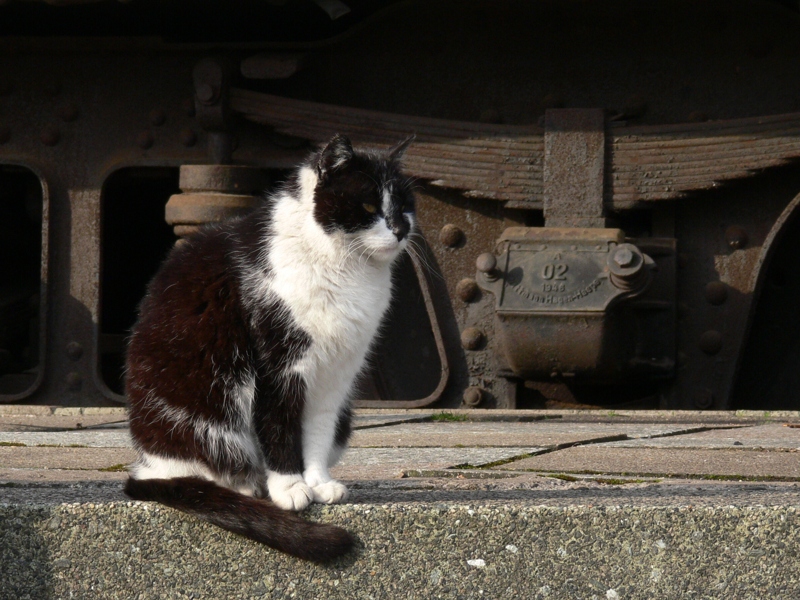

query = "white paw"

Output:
[[267, 473, 313, 511], [311, 480, 349, 505]]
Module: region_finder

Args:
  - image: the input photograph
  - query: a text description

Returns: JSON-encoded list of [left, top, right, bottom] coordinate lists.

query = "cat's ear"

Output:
[[317, 134, 354, 182], [388, 134, 415, 161]]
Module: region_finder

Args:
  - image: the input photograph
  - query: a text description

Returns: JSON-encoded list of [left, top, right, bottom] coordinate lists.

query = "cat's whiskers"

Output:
[[406, 232, 444, 282]]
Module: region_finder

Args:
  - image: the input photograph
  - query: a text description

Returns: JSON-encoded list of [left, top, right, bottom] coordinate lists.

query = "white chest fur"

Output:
[[265, 170, 398, 406]]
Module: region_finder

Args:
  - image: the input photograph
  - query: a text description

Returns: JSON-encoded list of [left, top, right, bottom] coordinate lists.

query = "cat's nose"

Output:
[[391, 220, 409, 241]]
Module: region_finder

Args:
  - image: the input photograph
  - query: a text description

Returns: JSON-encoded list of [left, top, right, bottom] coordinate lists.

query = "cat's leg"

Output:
[[302, 401, 352, 504], [327, 405, 353, 468], [254, 375, 315, 511]]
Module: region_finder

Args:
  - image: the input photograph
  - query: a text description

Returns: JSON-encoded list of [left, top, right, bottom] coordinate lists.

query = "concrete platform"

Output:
[[2, 406, 800, 599]]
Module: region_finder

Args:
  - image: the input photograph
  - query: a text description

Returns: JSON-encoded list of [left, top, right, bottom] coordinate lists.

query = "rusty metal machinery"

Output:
[[2, 0, 800, 411]]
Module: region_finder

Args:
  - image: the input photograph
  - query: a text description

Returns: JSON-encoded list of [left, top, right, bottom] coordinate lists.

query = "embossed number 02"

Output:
[[541, 263, 568, 280]]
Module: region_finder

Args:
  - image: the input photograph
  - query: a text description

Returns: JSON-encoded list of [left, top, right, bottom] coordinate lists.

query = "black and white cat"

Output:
[[124, 134, 415, 562]]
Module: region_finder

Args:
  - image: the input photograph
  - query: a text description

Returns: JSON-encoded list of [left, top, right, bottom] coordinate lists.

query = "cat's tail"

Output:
[[124, 476, 355, 563]]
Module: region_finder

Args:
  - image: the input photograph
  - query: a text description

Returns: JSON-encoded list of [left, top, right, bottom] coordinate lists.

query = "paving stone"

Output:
[[0, 414, 129, 432], [351, 412, 435, 429], [505, 447, 800, 478], [0, 468, 127, 484], [603, 423, 800, 450], [0, 447, 135, 471], [334, 446, 541, 473], [349, 421, 709, 448], [0, 430, 132, 448]]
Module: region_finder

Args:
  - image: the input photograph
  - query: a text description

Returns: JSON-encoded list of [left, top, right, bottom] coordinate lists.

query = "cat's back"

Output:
[[125, 217, 256, 400]]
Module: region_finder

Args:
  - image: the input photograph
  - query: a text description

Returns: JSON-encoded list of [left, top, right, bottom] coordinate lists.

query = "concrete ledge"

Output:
[[3, 498, 799, 600]]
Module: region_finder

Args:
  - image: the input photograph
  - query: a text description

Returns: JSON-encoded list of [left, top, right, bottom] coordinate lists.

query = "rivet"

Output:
[[693, 388, 715, 409], [463, 386, 485, 407], [40, 126, 60, 146], [196, 83, 218, 105], [65, 371, 83, 392], [461, 327, 484, 351], [43, 82, 62, 98], [725, 225, 748, 250], [456, 278, 480, 303], [137, 131, 154, 149], [66, 342, 83, 361], [705, 281, 728, 306], [180, 128, 197, 147], [0, 125, 9, 144], [475, 253, 498, 278], [150, 108, 167, 126], [58, 102, 79, 122], [699, 330, 723, 355], [439, 224, 463, 248]]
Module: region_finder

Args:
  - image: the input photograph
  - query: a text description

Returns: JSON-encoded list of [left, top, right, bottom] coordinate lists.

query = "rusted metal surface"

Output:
[[543, 109, 606, 228], [476, 228, 670, 383], [2, 0, 800, 410]]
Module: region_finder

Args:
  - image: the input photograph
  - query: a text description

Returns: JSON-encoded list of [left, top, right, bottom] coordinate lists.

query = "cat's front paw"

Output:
[[311, 480, 349, 504], [267, 473, 313, 511]]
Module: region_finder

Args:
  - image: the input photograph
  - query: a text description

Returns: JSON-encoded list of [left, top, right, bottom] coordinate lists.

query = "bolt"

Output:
[[699, 330, 723, 355], [180, 128, 197, 147], [0, 125, 9, 144], [705, 281, 728, 306], [456, 278, 479, 303], [460, 327, 484, 351], [66, 342, 83, 362], [725, 225, 748, 250], [439, 224, 463, 248], [137, 131, 154, 150], [58, 103, 79, 122], [462, 386, 484, 408], [150, 108, 167, 126], [613, 246, 635, 268], [196, 83, 218, 105], [40, 126, 60, 146], [693, 388, 715, 409], [65, 371, 83, 392]]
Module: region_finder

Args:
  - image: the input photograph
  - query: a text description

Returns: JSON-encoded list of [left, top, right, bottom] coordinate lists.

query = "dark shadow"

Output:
[[732, 199, 800, 410], [99, 168, 179, 395], [0, 166, 44, 400]]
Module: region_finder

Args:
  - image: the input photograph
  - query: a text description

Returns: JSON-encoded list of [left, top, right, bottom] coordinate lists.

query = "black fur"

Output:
[[124, 477, 354, 563]]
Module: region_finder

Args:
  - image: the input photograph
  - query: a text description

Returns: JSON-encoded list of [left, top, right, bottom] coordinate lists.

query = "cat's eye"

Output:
[[362, 203, 378, 214]]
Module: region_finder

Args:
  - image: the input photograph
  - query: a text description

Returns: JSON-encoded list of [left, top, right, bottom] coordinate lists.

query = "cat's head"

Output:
[[309, 134, 416, 263]]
